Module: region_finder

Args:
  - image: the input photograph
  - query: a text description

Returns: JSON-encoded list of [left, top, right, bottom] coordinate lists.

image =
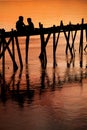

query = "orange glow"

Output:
[[0, 0, 87, 31]]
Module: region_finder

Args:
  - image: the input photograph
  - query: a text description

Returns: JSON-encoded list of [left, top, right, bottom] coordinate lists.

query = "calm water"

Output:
[[0, 35, 87, 130]]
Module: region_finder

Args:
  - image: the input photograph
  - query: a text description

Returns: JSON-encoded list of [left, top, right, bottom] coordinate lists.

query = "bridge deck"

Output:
[[0, 23, 87, 38]]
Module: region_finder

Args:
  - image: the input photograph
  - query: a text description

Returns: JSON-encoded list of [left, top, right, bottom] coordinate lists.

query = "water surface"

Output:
[[0, 36, 87, 130]]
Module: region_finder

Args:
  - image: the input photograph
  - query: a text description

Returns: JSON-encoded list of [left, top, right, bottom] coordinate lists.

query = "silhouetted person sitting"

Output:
[[16, 16, 25, 33], [26, 18, 34, 33]]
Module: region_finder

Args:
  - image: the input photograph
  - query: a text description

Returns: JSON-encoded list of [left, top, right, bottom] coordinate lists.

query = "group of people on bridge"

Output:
[[16, 16, 35, 64], [16, 16, 34, 34], [15, 16, 87, 53]]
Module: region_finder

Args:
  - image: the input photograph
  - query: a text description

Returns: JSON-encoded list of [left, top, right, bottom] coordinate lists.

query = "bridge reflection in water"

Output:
[[0, 55, 87, 107]]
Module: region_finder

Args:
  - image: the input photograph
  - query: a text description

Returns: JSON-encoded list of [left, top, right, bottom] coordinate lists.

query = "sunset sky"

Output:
[[0, 0, 87, 31]]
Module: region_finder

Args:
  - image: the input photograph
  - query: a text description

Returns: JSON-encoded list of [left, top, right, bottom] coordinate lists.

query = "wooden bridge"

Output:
[[0, 18, 87, 73]]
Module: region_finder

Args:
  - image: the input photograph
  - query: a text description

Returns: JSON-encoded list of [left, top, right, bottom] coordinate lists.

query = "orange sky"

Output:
[[0, 0, 87, 31]]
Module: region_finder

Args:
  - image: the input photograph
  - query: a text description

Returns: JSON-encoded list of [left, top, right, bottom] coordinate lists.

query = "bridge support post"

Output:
[[61, 21, 73, 58], [79, 18, 84, 67], [39, 23, 47, 69], [2, 37, 5, 82], [53, 28, 56, 68], [53, 25, 60, 68], [11, 30, 15, 72], [26, 35, 30, 64], [15, 36, 23, 69]]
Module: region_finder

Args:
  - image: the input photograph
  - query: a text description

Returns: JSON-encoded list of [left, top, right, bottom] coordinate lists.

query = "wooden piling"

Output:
[[0, 37, 12, 58], [15, 36, 23, 69], [61, 21, 73, 57], [71, 30, 77, 56], [79, 18, 84, 67], [2, 37, 5, 81], [26, 35, 30, 64], [53, 26, 56, 68], [0, 30, 4, 76], [0, 35, 18, 71], [0, 37, 1, 53], [39, 23, 47, 68], [11, 29, 15, 71], [53, 25, 60, 68]]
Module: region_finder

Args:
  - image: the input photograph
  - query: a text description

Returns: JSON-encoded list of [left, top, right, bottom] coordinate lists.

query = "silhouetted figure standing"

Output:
[[16, 16, 25, 32], [26, 18, 34, 64]]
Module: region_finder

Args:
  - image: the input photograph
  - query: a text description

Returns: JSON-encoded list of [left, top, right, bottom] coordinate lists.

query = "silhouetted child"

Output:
[[16, 16, 25, 32], [26, 18, 34, 33]]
